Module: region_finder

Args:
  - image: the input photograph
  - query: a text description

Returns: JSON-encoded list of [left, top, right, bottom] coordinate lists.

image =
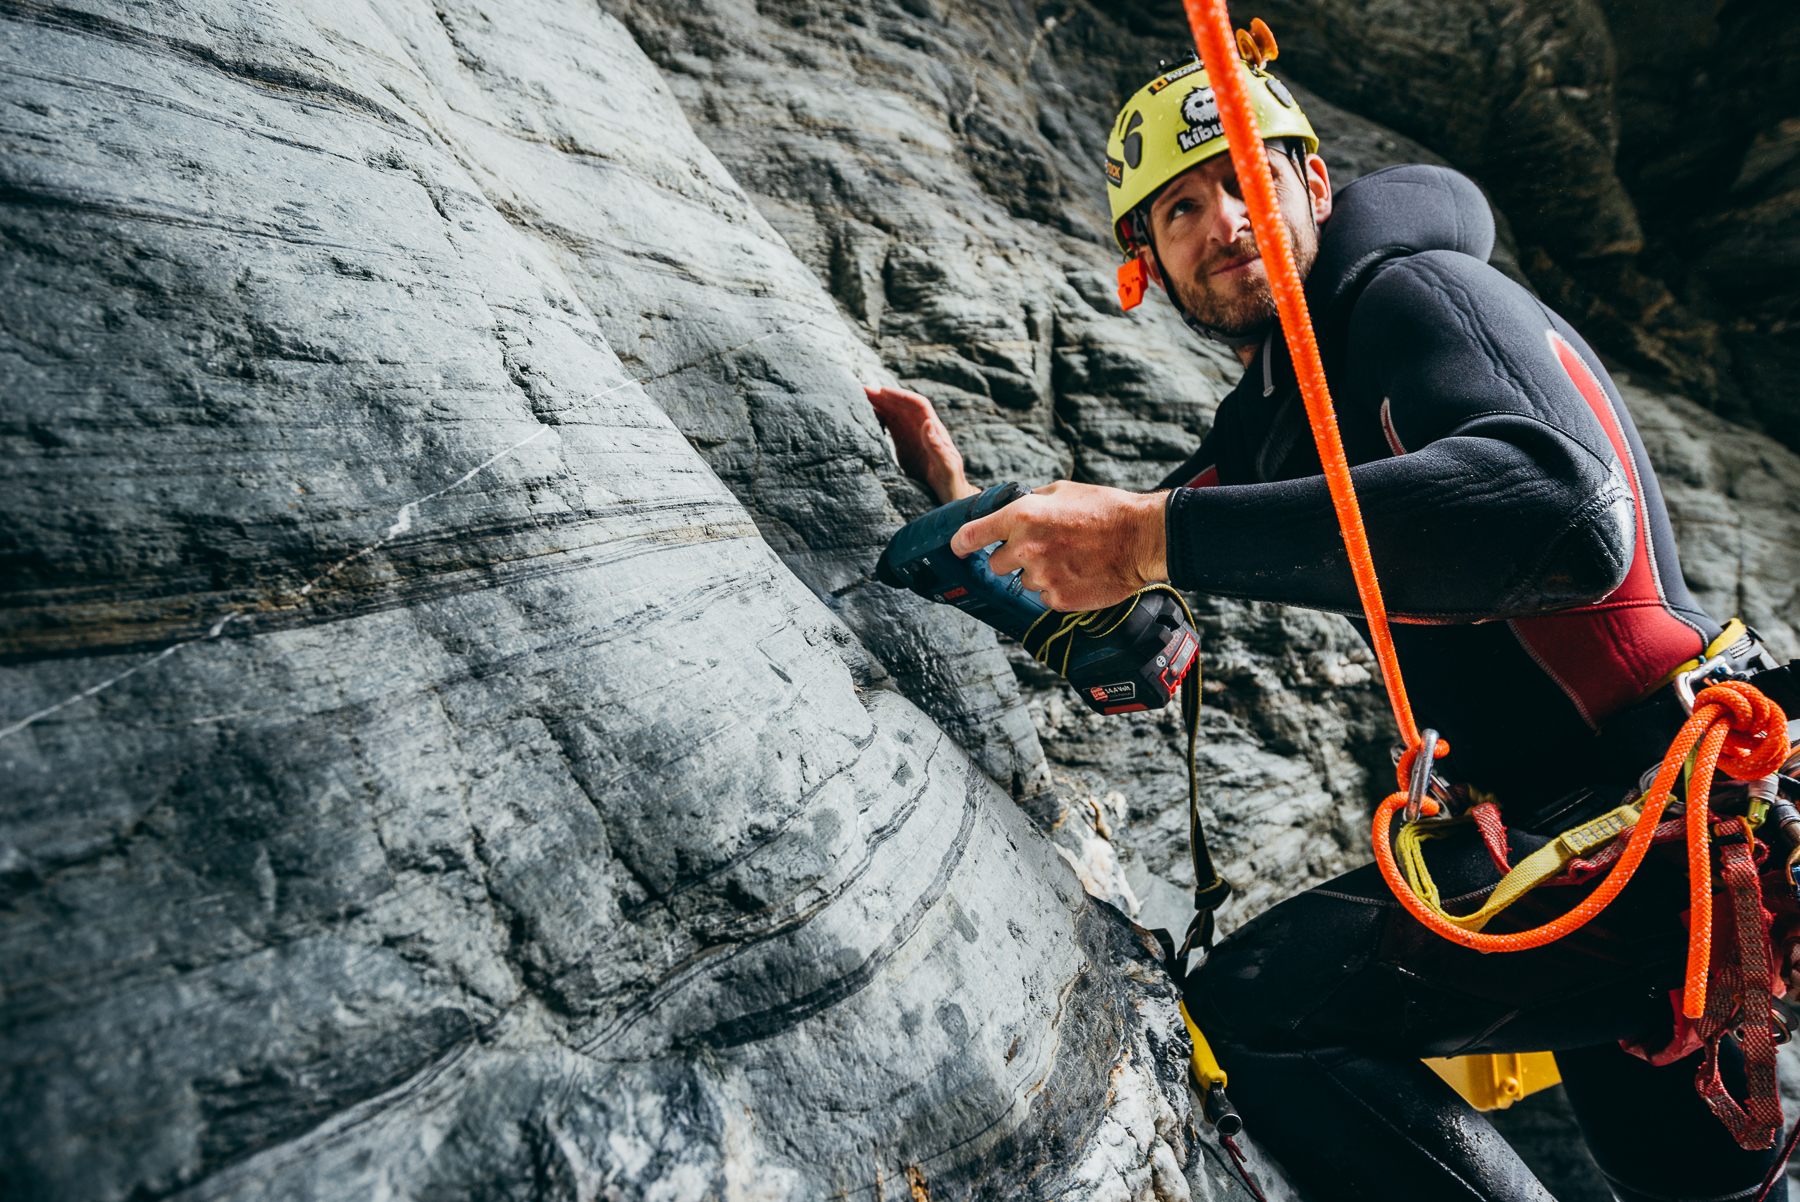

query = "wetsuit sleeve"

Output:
[[1164, 251, 1637, 621]]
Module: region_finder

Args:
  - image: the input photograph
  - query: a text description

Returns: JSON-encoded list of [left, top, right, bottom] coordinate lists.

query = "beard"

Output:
[[1169, 209, 1319, 336]]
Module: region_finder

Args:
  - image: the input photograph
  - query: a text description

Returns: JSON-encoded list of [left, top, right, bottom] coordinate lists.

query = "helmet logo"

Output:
[[1106, 109, 1143, 189], [1178, 87, 1223, 153], [1148, 60, 1204, 94]]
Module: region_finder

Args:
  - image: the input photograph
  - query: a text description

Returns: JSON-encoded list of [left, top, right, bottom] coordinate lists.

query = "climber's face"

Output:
[[1145, 145, 1332, 336]]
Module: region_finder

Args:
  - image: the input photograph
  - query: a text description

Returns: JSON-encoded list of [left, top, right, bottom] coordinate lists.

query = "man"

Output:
[[870, 43, 1786, 1202]]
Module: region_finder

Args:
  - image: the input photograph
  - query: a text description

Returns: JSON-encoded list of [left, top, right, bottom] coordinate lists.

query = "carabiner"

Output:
[[1404, 728, 1441, 824], [1673, 662, 1710, 717]]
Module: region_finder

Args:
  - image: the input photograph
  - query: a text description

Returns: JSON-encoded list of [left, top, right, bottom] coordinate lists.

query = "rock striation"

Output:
[[4, 1, 1799, 1200], [0, 2, 1196, 1199]]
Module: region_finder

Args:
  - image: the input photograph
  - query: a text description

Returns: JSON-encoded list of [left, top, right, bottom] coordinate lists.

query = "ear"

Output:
[[1140, 250, 1167, 292], [1306, 154, 1333, 223]]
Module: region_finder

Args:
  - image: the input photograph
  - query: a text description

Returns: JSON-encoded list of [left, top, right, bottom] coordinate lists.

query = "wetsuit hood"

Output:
[[1305, 164, 1497, 323]]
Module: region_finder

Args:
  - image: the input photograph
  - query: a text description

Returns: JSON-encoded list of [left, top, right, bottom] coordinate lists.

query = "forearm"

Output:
[[1164, 435, 1633, 620]]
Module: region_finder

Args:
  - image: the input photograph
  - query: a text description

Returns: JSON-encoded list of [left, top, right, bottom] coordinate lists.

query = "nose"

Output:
[[1204, 182, 1252, 248]]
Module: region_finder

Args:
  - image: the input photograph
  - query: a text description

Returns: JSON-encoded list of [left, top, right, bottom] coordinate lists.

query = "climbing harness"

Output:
[[1178, 0, 1798, 1173]]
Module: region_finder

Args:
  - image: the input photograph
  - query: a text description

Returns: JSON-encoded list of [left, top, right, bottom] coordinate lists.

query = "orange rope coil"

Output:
[[1373, 682, 1787, 1014], [1180, 0, 1792, 1022]]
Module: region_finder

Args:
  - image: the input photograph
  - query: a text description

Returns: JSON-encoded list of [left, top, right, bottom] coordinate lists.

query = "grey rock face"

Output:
[[0, 2, 1200, 1198], [6, 0, 1799, 1198]]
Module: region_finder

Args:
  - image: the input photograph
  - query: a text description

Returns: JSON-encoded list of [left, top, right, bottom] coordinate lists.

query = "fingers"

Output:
[[951, 489, 1049, 569], [954, 503, 1038, 587], [950, 507, 1012, 558], [946, 481, 1156, 612], [986, 536, 1027, 580], [864, 385, 933, 427], [866, 385, 975, 502]]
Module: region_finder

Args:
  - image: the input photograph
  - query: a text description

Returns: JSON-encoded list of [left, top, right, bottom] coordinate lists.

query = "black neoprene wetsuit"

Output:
[[1159, 164, 1721, 807], [1161, 166, 1782, 1202]]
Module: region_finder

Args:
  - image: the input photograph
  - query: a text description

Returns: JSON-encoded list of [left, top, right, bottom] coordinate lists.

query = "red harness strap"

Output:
[[1467, 800, 1788, 1150], [1697, 817, 1783, 1149]]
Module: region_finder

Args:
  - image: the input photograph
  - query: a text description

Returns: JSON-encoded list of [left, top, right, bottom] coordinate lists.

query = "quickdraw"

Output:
[[1181, 0, 1797, 1165]]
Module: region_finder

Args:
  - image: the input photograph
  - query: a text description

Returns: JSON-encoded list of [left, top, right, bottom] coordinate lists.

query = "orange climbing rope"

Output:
[[1182, 0, 1420, 754], [1180, 0, 1790, 1026], [1372, 681, 1788, 1012]]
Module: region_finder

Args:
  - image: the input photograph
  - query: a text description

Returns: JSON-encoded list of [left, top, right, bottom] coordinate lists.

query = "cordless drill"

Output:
[[875, 482, 1199, 715]]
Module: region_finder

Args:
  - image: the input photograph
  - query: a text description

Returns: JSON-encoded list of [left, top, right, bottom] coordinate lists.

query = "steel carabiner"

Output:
[[1404, 728, 1441, 824]]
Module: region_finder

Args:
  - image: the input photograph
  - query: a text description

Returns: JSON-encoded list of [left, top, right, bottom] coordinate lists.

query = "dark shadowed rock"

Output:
[[1598, 0, 1800, 448], [1232, 0, 1800, 451]]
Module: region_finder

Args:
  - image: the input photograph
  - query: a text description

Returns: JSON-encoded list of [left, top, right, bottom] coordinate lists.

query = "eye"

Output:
[[1170, 199, 1195, 218]]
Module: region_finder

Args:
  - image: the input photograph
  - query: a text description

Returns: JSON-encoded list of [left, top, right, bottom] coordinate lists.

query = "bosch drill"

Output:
[[875, 482, 1199, 715]]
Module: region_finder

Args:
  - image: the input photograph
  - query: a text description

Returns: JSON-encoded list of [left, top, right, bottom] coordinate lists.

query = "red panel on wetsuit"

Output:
[[1186, 465, 1219, 489], [1507, 332, 1702, 726]]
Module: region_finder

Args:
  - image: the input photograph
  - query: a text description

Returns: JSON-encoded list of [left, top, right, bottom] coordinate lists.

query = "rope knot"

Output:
[[1694, 680, 1790, 781]]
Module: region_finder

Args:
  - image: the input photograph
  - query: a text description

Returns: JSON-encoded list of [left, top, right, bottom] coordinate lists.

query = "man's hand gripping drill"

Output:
[[865, 385, 1171, 611]]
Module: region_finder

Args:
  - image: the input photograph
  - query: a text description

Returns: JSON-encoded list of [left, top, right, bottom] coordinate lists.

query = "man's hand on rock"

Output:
[[865, 385, 977, 504], [951, 481, 1171, 612]]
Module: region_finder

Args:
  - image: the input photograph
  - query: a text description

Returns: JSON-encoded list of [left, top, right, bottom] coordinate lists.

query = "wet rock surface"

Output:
[[3, 0, 1799, 1199]]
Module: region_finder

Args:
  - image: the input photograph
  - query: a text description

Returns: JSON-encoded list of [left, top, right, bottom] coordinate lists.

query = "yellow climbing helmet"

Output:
[[1105, 19, 1317, 255]]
